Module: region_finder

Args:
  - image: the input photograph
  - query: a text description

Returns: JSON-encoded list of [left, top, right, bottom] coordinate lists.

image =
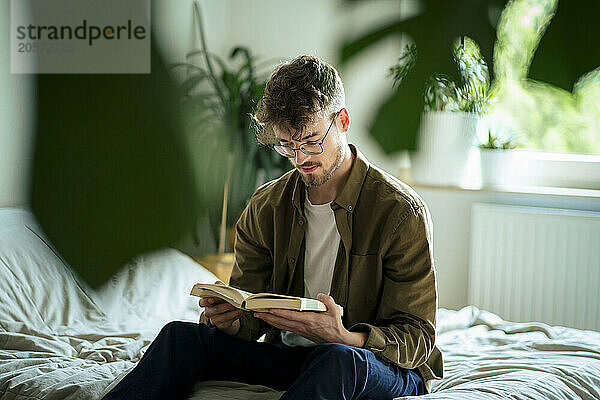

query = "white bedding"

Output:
[[408, 307, 600, 399], [1, 208, 599, 400]]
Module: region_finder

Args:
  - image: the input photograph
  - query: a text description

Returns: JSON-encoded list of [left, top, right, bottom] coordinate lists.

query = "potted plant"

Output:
[[171, 1, 290, 262], [390, 38, 491, 186], [340, 0, 596, 162], [478, 129, 518, 187]]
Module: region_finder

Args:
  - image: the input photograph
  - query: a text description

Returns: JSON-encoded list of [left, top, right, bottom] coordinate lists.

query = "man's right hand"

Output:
[[199, 282, 243, 336]]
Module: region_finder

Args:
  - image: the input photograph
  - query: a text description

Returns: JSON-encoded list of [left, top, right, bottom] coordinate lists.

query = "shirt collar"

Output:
[[291, 143, 370, 214]]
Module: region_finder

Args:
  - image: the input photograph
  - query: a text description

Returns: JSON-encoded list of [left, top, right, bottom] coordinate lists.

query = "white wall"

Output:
[[153, 0, 231, 66], [0, 1, 34, 207]]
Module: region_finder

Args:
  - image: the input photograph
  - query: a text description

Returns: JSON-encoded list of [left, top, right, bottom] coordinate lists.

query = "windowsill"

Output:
[[408, 180, 600, 199], [400, 148, 600, 198]]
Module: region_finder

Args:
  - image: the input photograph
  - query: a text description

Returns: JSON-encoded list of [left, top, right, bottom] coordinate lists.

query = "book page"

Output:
[[245, 297, 302, 312], [198, 289, 240, 307], [234, 287, 254, 299], [190, 283, 253, 306], [299, 297, 327, 312], [247, 292, 303, 301]]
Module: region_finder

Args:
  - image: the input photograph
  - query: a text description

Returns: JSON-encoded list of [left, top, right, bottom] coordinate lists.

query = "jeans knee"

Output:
[[312, 342, 352, 355], [309, 343, 363, 368], [158, 321, 204, 341], [161, 320, 186, 334], [299, 343, 369, 393]]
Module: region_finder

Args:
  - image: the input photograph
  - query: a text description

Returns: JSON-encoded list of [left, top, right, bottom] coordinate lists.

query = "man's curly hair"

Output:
[[252, 55, 345, 145]]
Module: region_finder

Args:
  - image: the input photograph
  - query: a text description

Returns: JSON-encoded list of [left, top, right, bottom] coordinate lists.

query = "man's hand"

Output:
[[199, 280, 243, 336], [254, 293, 367, 347]]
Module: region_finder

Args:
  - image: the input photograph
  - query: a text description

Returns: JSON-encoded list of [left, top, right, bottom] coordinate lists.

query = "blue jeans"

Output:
[[102, 321, 426, 400]]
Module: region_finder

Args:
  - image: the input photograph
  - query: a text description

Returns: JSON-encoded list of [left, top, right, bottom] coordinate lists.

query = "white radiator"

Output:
[[468, 203, 600, 331]]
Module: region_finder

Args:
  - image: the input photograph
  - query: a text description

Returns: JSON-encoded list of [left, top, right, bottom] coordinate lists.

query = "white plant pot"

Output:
[[410, 111, 478, 186], [479, 148, 514, 187]]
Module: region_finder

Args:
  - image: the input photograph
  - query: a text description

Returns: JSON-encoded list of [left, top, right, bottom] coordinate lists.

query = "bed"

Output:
[[1, 208, 599, 400]]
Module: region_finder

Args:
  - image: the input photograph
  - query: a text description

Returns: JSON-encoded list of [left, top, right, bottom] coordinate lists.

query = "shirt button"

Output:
[[348, 205, 353, 211], [290, 257, 295, 264], [298, 219, 304, 225]]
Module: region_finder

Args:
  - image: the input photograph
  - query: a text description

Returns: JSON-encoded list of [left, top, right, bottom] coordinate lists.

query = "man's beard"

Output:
[[300, 146, 345, 187]]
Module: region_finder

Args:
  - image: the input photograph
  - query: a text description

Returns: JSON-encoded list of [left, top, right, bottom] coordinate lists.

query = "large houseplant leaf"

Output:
[[528, 1, 600, 91], [31, 40, 202, 288]]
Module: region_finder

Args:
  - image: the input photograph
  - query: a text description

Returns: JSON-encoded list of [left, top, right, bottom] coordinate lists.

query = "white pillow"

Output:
[[0, 208, 218, 335], [0, 208, 105, 332], [95, 248, 218, 331]]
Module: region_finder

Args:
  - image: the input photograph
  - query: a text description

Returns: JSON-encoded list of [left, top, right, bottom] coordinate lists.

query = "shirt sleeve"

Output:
[[199, 195, 273, 342], [348, 204, 438, 370]]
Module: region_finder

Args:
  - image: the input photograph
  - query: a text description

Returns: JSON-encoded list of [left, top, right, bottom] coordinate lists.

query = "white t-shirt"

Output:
[[280, 191, 341, 347]]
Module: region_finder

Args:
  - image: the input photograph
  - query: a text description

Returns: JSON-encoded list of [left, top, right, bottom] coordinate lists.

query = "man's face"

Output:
[[274, 113, 344, 187]]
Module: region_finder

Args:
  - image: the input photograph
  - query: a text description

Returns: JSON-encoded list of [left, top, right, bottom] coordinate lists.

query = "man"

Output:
[[103, 55, 443, 399]]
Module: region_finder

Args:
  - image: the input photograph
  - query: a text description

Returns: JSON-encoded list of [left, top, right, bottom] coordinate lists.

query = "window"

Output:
[[487, 0, 600, 156]]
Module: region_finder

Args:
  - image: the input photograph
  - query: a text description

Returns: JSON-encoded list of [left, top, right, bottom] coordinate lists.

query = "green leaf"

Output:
[[370, 76, 427, 153], [178, 73, 210, 96], [32, 40, 201, 287], [528, 1, 600, 92], [185, 49, 208, 60], [168, 62, 206, 74], [340, 18, 410, 64]]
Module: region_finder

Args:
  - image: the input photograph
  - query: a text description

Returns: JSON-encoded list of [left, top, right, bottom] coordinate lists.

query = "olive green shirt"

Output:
[[200, 144, 444, 391]]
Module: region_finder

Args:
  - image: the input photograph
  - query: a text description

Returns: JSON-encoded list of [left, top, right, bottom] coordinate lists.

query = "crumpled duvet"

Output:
[[395, 307, 600, 399], [0, 209, 218, 399], [0, 246, 212, 400]]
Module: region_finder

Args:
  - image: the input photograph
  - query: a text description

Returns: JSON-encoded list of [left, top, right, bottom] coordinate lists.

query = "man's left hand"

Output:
[[254, 293, 367, 347]]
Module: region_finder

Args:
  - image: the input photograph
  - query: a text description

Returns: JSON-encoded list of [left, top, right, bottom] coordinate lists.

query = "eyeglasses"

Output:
[[273, 110, 341, 158]]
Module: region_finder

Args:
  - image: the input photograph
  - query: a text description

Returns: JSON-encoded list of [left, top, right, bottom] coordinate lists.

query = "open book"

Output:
[[190, 283, 343, 315]]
